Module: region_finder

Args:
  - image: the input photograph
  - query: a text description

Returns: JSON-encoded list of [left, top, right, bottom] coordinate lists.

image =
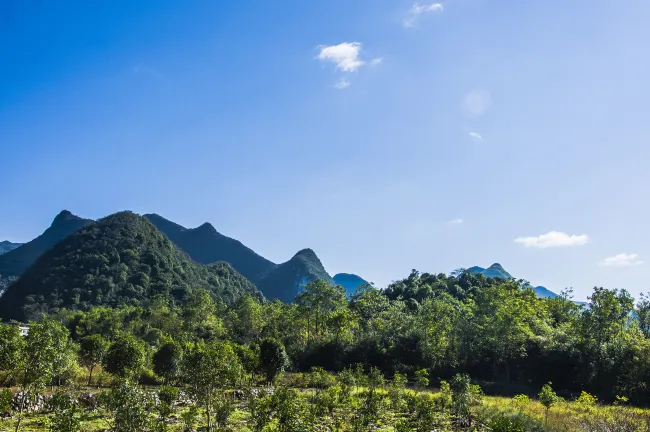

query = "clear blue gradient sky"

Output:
[[2, 0, 650, 301]]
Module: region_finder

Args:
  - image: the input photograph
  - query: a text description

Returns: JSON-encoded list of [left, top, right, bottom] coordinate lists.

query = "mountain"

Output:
[[467, 263, 512, 280], [333, 273, 370, 295], [0, 241, 22, 255], [533, 285, 558, 299], [0, 212, 262, 321], [257, 248, 334, 302], [467, 263, 561, 299], [0, 210, 92, 278], [144, 214, 277, 284]]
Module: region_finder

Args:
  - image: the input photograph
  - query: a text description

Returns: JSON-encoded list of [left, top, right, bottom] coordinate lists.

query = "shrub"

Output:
[[0, 388, 13, 416], [489, 413, 543, 432], [415, 369, 429, 388], [538, 382, 560, 426], [511, 394, 530, 410], [576, 391, 598, 407]]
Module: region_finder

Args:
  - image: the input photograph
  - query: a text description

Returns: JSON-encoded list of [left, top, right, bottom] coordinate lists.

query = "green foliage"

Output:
[[152, 341, 183, 384], [511, 394, 530, 410], [450, 373, 482, 425], [259, 338, 288, 383], [0, 388, 13, 415], [0, 212, 261, 322], [181, 340, 242, 430], [103, 334, 145, 379], [247, 391, 273, 432], [576, 390, 598, 406], [0, 323, 24, 384], [78, 334, 109, 385], [102, 379, 153, 432], [415, 368, 429, 388]]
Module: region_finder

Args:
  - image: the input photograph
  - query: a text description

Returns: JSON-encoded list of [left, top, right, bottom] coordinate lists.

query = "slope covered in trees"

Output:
[[144, 213, 277, 284], [257, 248, 334, 302], [0, 212, 262, 321], [333, 273, 369, 295]]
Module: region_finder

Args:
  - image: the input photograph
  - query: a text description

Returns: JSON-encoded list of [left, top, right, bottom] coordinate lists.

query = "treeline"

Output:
[[3, 270, 650, 406]]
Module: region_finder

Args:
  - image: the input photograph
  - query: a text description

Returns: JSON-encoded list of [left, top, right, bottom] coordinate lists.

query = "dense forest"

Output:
[[2, 270, 650, 430]]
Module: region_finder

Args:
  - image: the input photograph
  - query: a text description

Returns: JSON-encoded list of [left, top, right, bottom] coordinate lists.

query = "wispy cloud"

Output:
[[599, 253, 643, 267], [370, 57, 383, 66], [404, 2, 444, 27], [317, 42, 365, 72], [469, 132, 483, 143], [514, 231, 589, 248], [333, 78, 350, 90], [449, 218, 464, 225]]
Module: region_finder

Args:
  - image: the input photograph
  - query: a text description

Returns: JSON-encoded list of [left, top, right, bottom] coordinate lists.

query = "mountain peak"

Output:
[[293, 248, 317, 259], [195, 222, 217, 233], [52, 210, 75, 224]]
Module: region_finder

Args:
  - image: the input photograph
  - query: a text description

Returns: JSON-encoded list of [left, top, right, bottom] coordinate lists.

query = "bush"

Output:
[[0, 388, 13, 416], [415, 369, 429, 388], [489, 413, 543, 432], [511, 394, 530, 410], [576, 391, 597, 407]]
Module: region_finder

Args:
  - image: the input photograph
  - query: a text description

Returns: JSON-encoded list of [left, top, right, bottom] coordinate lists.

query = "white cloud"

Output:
[[469, 132, 483, 143], [317, 42, 364, 72], [463, 90, 491, 116], [370, 57, 383, 66], [599, 253, 643, 267], [333, 78, 350, 90], [449, 219, 464, 225], [514, 231, 589, 248], [404, 2, 444, 27]]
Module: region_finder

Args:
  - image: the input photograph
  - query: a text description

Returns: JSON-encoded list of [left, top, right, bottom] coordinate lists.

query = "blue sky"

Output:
[[2, 0, 650, 301]]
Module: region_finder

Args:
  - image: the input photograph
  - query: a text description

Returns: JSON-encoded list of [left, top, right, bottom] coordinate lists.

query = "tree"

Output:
[[102, 379, 153, 432], [182, 340, 243, 430], [153, 341, 183, 384], [79, 334, 109, 385], [103, 334, 145, 379], [13, 320, 71, 432], [0, 323, 24, 385], [258, 338, 288, 383], [295, 280, 347, 344], [538, 382, 559, 426]]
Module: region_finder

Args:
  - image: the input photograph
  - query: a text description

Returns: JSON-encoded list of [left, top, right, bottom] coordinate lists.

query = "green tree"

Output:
[[152, 341, 183, 384], [79, 334, 109, 385], [538, 382, 559, 426], [102, 379, 153, 432], [295, 280, 347, 344], [103, 334, 145, 379], [258, 338, 288, 383], [0, 323, 24, 385], [182, 340, 243, 430], [14, 320, 71, 432]]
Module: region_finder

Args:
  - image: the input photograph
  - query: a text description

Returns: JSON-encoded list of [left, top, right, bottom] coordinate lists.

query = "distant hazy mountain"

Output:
[[0, 241, 22, 255], [333, 273, 369, 295], [467, 263, 512, 280], [145, 214, 276, 284], [0, 210, 92, 291], [257, 248, 334, 302], [0, 212, 261, 321], [467, 263, 560, 299]]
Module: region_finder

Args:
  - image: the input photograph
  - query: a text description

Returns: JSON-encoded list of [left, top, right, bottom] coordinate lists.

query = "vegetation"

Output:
[[0, 212, 262, 321]]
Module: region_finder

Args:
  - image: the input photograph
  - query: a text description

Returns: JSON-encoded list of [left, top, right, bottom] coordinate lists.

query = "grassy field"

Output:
[[2, 382, 650, 432]]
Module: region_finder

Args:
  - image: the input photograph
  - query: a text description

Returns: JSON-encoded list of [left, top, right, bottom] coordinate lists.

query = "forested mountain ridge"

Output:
[[145, 213, 338, 301], [144, 213, 277, 284], [257, 248, 334, 302], [0, 241, 22, 255], [0, 211, 262, 321]]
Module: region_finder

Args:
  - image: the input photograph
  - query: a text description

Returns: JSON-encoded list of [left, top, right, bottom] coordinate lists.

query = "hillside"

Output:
[[0, 241, 22, 255], [0, 212, 262, 321], [144, 214, 277, 284], [333, 273, 370, 295], [0, 210, 92, 278], [257, 248, 334, 302]]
